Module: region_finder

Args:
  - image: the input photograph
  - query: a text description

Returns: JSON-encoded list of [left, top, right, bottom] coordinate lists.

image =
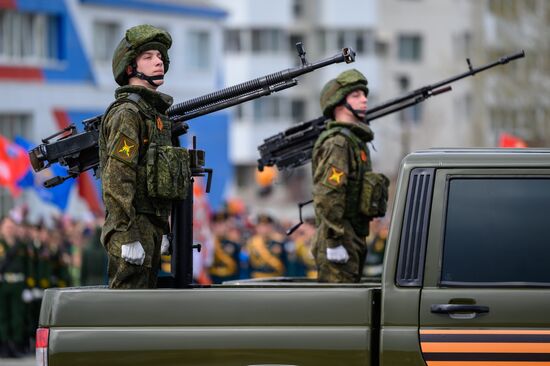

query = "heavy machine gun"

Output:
[[257, 50, 526, 172], [28, 43, 356, 288], [28, 43, 355, 186]]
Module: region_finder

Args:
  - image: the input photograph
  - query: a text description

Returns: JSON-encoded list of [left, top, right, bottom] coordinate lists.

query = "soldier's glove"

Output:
[[22, 289, 34, 303], [327, 245, 350, 263], [32, 288, 44, 300], [121, 241, 146, 265], [161, 234, 171, 255]]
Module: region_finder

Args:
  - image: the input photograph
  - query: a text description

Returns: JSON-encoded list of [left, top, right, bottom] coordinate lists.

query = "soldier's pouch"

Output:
[[359, 172, 390, 218], [146, 143, 191, 200]]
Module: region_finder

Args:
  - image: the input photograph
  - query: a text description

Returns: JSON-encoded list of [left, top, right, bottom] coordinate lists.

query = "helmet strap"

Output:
[[129, 63, 164, 88], [344, 102, 368, 124], [135, 72, 164, 88]]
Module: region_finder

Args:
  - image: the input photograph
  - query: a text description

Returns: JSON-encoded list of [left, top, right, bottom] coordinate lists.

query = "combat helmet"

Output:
[[320, 69, 369, 118], [112, 24, 172, 86]]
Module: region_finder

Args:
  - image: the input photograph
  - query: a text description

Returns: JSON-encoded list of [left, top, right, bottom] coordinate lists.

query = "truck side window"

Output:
[[441, 177, 550, 286]]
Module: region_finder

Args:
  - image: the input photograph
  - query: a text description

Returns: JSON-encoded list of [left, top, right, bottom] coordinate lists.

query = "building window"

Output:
[[186, 30, 211, 71], [251, 29, 285, 53], [329, 30, 370, 55], [224, 29, 241, 52], [291, 99, 306, 121], [253, 97, 283, 120], [398, 34, 422, 61], [397, 74, 422, 122], [317, 29, 327, 54], [93, 21, 120, 63], [293, 0, 305, 18], [289, 33, 305, 54], [0, 10, 59, 63], [488, 0, 519, 20], [235, 165, 254, 188], [453, 31, 471, 58]]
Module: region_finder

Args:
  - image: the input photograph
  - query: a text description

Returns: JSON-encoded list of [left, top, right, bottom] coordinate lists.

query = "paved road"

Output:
[[0, 355, 35, 365]]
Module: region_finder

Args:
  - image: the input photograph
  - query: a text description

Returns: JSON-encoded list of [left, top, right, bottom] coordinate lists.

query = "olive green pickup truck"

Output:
[[36, 148, 550, 366]]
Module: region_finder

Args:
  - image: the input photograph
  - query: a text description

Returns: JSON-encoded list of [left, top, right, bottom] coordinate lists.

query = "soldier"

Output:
[[36, 224, 53, 294], [247, 214, 287, 279], [312, 69, 389, 283], [80, 217, 108, 286], [99, 24, 190, 289], [0, 216, 30, 357], [208, 211, 241, 284], [291, 218, 318, 279], [364, 218, 388, 277]]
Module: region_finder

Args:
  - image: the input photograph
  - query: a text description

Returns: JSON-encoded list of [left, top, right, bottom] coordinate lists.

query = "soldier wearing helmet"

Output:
[[99, 25, 190, 288], [311, 69, 389, 283]]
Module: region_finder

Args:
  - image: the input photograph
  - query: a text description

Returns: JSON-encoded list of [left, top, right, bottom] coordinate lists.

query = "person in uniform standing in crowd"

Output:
[[99, 24, 191, 289], [364, 218, 389, 277], [247, 214, 287, 279], [48, 229, 72, 289], [0, 216, 30, 358], [80, 217, 108, 286], [311, 69, 389, 283], [208, 211, 241, 284], [290, 217, 318, 279]]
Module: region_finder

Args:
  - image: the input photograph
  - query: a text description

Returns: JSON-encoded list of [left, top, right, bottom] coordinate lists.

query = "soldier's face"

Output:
[[345, 89, 368, 114], [0, 218, 16, 240], [135, 50, 165, 87]]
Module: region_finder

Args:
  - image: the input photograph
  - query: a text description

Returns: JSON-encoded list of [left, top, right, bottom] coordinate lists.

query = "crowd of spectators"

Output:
[[0, 202, 388, 358]]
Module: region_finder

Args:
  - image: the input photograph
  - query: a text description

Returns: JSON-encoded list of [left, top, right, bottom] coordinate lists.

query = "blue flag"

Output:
[[15, 136, 75, 211]]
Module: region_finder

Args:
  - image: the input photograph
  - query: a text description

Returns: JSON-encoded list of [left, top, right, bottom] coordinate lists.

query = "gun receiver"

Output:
[[29, 43, 355, 187], [257, 50, 526, 171]]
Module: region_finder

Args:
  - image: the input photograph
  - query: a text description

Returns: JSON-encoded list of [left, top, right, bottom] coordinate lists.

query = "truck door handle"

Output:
[[431, 304, 490, 314]]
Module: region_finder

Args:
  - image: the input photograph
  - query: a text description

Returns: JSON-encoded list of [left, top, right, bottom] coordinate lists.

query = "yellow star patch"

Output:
[[112, 132, 138, 164], [118, 139, 135, 157], [324, 165, 346, 188]]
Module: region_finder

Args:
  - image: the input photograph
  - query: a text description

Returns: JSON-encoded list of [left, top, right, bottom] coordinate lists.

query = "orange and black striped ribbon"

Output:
[[420, 329, 550, 365]]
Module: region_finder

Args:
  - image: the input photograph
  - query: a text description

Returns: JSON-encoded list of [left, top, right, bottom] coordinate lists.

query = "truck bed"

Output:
[[40, 283, 381, 366]]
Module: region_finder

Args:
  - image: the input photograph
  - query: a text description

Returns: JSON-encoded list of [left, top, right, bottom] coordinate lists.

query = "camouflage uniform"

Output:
[[100, 83, 175, 288], [312, 69, 388, 283], [99, 25, 189, 289]]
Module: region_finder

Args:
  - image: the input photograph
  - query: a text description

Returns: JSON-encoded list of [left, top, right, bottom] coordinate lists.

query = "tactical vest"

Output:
[[314, 126, 384, 236], [100, 92, 176, 217]]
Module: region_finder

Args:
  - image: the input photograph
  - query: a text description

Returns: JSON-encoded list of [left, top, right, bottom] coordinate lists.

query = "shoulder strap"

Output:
[[315, 126, 346, 151], [316, 126, 363, 157], [102, 93, 154, 123]]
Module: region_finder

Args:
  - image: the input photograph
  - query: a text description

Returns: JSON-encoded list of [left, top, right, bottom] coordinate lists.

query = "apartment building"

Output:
[[213, 0, 484, 218], [0, 0, 227, 219], [472, 0, 550, 147]]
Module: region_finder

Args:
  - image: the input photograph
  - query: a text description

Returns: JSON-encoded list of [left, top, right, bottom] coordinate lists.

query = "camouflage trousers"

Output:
[[312, 222, 368, 283], [107, 214, 166, 289]]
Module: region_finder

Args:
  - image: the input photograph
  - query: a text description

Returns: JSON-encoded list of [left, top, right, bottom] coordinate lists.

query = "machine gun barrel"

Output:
[[367, 50, 525, 118], [168, 46, 355, 135], [258, 50, 526, 171], [167, 47, 354, 118]]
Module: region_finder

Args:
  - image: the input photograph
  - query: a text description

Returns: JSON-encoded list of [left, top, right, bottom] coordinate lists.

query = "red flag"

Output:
[[0, 135, 32, 197], [192, 178, 214, 284], [499, 132, 527, 148], [77, 173, 104, 217]]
